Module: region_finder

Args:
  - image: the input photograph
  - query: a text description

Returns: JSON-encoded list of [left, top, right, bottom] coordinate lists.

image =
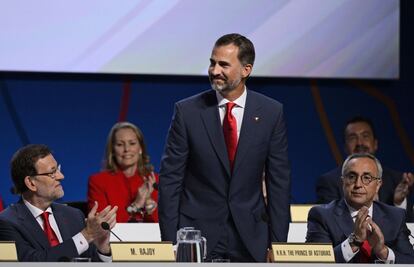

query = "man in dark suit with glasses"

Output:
[[0, 144, 118, 261], [307, 153, 414, 263]]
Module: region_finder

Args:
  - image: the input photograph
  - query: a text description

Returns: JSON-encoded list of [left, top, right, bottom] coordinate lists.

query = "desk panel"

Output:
[[110, 223, 414, 244]]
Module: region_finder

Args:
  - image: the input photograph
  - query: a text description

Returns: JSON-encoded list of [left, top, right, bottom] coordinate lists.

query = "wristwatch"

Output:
[[348, 233, 363, 247]]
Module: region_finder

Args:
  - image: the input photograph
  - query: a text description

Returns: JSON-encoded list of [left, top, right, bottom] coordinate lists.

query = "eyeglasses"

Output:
[[33, 164, 62, 179], [342, 172, 381, 185]]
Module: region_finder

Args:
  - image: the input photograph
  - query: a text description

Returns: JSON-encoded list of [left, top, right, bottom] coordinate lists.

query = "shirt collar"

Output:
[[23, 197, 53, 219], [215, 86, 247, 108], [344, 200, 373, 219]]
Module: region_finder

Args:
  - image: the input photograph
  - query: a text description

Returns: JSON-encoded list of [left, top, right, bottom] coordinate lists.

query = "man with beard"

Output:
[[316, 116, 414, 221], [158, 33, 291, 262]]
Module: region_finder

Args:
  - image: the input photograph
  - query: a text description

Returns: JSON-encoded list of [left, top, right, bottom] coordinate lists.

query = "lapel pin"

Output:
[[254, 117, 260, 122]]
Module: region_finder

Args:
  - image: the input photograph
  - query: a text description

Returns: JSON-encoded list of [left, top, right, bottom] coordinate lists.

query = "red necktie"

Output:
[[41, 212, 60, 247], [223, 102, 238, 170], [359, 240, 372, 263]]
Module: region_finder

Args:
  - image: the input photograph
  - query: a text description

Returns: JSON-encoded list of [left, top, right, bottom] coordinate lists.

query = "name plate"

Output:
[[0, 242, 17, 261], [110, 242, 175, 262], [272, 242, 334, 263]]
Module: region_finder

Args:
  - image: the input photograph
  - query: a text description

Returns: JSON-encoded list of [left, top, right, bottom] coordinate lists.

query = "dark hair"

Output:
[[215, 33, 255, 66], [10, 144, 52, 194], [344, 116, 377, 140]]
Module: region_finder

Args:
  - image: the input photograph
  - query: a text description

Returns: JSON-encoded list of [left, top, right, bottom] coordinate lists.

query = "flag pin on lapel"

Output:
[[254, 116, 260, 122]]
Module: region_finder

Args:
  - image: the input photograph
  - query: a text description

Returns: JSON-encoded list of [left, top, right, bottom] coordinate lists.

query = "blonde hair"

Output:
[[103, 122, 153, 176]]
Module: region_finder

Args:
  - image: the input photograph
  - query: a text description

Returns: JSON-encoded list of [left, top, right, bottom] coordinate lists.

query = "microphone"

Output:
[[152, 182, 158, 191], [101, 222, 122, 241]]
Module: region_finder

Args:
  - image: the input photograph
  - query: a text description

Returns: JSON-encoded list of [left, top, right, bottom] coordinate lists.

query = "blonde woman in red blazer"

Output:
[[88, 122, 158, 223]]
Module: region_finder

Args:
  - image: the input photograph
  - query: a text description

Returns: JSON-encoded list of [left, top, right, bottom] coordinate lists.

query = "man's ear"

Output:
[[24, 176, 37, 192], [242, 64, 253, 78]]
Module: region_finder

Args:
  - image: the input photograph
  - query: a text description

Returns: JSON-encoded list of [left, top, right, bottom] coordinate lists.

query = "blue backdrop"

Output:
[[1, 76, 413, 206]]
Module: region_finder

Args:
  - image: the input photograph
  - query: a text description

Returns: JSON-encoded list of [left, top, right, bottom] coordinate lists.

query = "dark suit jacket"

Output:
[[306, 199, 414, 263], [0, 200, 100, 262], [158, 89, 291, 262], [316, 166, 414, 222]]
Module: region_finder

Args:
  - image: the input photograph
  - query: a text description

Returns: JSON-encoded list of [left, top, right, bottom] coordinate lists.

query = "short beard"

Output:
[[210, 77, 241, 94]]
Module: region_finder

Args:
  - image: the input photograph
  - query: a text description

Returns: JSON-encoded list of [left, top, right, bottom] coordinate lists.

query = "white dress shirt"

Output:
[[23, 198, 111, 262], [216, 86, 247, 140]]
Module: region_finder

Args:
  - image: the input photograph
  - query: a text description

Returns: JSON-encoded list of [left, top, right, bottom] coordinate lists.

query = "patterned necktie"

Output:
[[359, 240, 372, 263], [223, 102, 238, 171], [41, 212, 60, 247]]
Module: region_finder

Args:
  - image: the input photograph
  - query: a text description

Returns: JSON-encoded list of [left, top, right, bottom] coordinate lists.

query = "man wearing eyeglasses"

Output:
[[0, 144, 118, 261], [316, 116, 414, 221], [306, 153, 414, 263]]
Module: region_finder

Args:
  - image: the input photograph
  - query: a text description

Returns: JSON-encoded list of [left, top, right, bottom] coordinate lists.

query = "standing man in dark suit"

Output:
[[158, 33, 291, 262], [316, 116, 414, 221], [0, 144, 118, 261], [307, 153, 414, 263]]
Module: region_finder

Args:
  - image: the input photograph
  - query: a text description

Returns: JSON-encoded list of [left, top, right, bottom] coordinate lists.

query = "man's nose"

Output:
[[210, 64, 221, 76], [354, 175, 363, 187], [56, 171, 64, 180]]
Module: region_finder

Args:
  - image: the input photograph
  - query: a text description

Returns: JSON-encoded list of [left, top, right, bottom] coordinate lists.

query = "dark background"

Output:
[[0, 1, 412, 206]]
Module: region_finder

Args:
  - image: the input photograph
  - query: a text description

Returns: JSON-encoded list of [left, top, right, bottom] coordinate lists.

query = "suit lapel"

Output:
[[15, 201, 50, 249], [52, 204, 71, 241], [372, 202, 386, 230], [200, 92, 231, 176], [233, 91, 261, 175], [334, 199, 354, 238]]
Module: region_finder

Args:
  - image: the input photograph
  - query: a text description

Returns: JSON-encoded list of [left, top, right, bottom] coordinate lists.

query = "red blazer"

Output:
[[88, 170, 158, 223]]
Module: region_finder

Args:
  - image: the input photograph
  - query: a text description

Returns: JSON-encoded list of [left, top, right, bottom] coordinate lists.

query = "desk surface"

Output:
[[2, 223, 413, 264]]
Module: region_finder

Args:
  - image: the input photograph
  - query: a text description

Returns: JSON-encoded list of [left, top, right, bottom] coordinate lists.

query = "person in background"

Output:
[[0, 144, 117, 262], [159, 33, 291, 262], [88, 121, 158, 223], [316, 116, 414, 221], [307, 153, 414, 263]]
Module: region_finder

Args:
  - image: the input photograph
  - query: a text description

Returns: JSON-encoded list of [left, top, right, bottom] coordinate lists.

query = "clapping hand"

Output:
[[353, 207, 388, 261], [366, 220, 388, 261], [394, 172, 414, 205], [353, 206, 370, 242], [82, 201, 118, 254], [133, 172, 157, 209], [142, 172, 156, 196]]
